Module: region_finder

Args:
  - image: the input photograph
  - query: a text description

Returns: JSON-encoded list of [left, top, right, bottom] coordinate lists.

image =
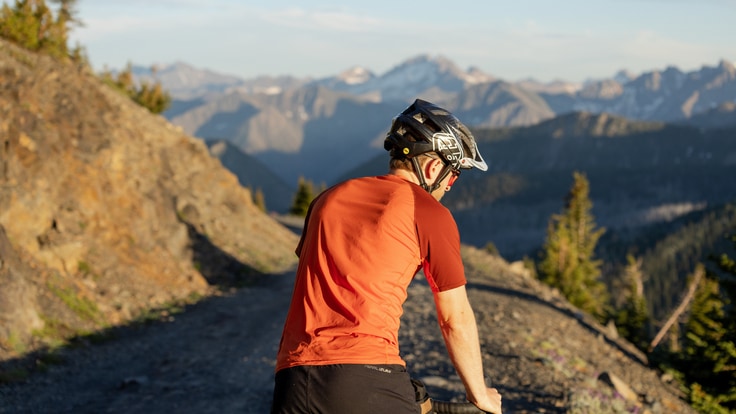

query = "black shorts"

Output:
[[271, 364, 420, 414]]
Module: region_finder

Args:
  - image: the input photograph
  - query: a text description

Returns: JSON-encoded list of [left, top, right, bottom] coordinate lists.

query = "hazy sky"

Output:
[[70, 0, 736, 83]]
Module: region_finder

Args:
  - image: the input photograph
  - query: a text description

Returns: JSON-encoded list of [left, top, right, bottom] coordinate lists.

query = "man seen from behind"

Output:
[[271, 99, 503, 414]]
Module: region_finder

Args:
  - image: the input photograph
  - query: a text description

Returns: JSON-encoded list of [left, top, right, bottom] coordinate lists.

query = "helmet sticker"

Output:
[[432, 129, 464, 168]]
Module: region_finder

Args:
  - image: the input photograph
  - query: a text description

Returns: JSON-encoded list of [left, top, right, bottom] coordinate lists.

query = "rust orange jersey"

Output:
[[276, 174, 466, 370]]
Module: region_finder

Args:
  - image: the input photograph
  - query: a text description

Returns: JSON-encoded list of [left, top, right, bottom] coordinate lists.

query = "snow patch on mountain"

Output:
[[312, 54, 496, 102], [339, 66, 375, 85]]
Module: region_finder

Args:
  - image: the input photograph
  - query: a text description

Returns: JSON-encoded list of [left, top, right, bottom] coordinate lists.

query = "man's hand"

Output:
[[470, 387, 502, 413]]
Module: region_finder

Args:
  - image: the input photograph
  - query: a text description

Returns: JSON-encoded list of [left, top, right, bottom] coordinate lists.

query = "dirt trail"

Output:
[[0, 273, 295, 414]]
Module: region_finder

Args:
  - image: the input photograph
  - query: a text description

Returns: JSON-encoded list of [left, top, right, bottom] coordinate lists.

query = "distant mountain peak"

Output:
[[716, 59, 736, 76], [309, 54, 494, 102], [613, 69, 635, 85], [163, 61, 198, 71], [388, 53, 491, 81], [514, 77, 582, 94], [337, 66, 375, 85], [465, 66, 496, 84], [401, 53, 438, 64]]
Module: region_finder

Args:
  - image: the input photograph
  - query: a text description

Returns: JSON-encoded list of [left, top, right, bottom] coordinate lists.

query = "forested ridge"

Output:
[[601, 203, 736, 321]]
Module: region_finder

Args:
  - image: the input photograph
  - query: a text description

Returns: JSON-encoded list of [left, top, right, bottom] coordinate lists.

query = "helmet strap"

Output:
[[411, 157, 431, 192], [411, 157, 454, 194], [429, 165, 454, 193]]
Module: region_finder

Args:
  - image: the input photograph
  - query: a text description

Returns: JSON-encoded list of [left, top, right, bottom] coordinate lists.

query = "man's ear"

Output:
[[424, 158, 442, 180]]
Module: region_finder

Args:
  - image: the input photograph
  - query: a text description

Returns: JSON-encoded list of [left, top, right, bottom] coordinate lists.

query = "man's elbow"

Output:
[[437, 311, 473, 334]]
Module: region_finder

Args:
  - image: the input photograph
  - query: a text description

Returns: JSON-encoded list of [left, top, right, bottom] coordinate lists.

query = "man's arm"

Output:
[[434, 285, 502, 414]]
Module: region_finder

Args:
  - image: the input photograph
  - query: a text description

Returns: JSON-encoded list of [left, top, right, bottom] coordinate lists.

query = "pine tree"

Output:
[[100, 62, 133, 94], [614, 255, 650, 350], [714, 235, 736, 315], [289, 177, 315, 217], [49, 0, 80, 27], [1, 0, 54, 52], [709, 235, 736, 410], [0, 0, 82, 60], [678, 235, 736, 412], [47, 0, 80, 56], [133, 79, 172, 114], [484, 242, 500, 257], [100, 63, 171, 114], [679, 270, 735, 412], [253, 188, 267, 213], [538, 171, 608, 320]]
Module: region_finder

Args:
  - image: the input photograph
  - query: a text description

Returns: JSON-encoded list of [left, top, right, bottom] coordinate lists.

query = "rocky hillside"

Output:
[[0, 38, 299, 360]]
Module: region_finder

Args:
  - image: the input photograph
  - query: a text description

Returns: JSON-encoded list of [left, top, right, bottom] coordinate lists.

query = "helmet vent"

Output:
[[383, 98, 488, 171]]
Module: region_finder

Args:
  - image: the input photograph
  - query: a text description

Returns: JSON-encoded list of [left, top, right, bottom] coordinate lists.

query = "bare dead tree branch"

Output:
[[648, 265, 705, 353]]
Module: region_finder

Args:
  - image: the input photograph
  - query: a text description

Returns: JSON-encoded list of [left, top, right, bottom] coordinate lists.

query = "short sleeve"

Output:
[[414, 192, 466, 292]]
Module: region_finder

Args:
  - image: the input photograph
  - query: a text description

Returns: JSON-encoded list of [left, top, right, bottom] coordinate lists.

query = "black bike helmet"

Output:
[[384, 99, 488, 172]]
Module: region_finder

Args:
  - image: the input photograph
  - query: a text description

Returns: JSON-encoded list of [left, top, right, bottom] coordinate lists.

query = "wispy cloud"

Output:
[[74, 1, 251, 37], [258, 7, 388, 33]]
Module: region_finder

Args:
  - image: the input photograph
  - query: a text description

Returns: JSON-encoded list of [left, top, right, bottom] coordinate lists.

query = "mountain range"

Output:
[[132, 55, 736, 191]]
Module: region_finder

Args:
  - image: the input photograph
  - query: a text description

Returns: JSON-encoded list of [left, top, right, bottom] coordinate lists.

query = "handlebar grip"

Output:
[[432, 400, 489, 414]]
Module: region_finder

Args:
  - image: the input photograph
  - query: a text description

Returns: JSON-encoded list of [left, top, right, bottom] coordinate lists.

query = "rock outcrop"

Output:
[[0, 39, 299, 359]]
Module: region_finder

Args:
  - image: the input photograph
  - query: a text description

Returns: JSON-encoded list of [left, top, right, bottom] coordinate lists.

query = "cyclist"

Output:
[[271, 99, 503, 414]]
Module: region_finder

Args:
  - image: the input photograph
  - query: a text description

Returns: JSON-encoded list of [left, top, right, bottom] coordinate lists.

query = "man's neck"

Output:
[[389, 167, 447, 201], [389, 169, 419, 185]]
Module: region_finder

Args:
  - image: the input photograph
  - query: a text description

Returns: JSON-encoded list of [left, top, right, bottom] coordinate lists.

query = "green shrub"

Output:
[[0, 0, 84, 62], [100, 63, 171, 114]]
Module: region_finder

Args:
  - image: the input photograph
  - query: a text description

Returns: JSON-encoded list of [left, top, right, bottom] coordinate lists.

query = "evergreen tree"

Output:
[[657, 235, 736, 413], [1, 0, 55, 52], [678, 269, 735, 412], [677, 235, 736, 412], [47, 0, 80, 53], [289, 177, 315, 217], [100, 63, 171, 114], [0, 0, 82, 60], [49, 0, 80, 27], [614, 255, 650, 350], [709, 234, 736, 409], [522, 256, 538, 280], [714, 234, 736, 315], [100, 62, 133, 94], [253, 188, 267, 213], [133, 78, 171, 114], [538, 171, 608, 320], [484, 242, 500, 257]]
